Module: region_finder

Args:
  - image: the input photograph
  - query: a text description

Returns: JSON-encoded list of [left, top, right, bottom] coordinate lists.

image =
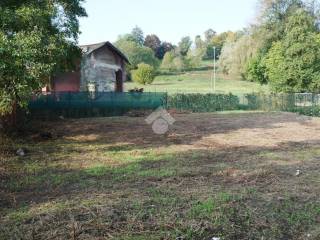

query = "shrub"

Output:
[[245, 55, 268, 84], [168, 93, 240, 112], [131, 63, 155, 85]]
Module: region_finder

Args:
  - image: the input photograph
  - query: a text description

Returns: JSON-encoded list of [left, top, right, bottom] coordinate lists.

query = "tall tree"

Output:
[[219, 33, 257, 78], [0, 0, 86, 116], [257, 0, 304, 53], [195, 35, 205, 49], [144, 34, 162, 59], [115, 37, 159, 71], [161, 42, 175, 54], [178, 36, 192, 56], [265, 9, 320, 92], [204, 29, 217, 42], [161, 51, 176, 71], [205, 31, 237, 60], [131, 26, 144, 46], [194, 35, 206, 59], [243, 0, 316, 84]]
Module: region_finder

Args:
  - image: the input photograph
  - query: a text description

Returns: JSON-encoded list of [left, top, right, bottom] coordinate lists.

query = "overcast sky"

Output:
[[78, 0, 258, 45]]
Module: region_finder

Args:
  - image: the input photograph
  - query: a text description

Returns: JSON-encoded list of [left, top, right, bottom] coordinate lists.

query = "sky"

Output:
[[78, 0, 258, 46]]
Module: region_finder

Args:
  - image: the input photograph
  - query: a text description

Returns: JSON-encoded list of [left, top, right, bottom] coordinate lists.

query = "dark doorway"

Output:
[[115, 70, 123, 92]]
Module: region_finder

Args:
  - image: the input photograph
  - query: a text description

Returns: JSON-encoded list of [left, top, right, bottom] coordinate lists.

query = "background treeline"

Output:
[[219, 0, 320, 93], [114, 26, 238, 84], [117, 0, 320, 93]]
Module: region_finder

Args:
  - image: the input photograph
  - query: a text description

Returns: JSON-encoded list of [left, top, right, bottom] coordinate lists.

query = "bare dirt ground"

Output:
[[1, 112, 320, 239]]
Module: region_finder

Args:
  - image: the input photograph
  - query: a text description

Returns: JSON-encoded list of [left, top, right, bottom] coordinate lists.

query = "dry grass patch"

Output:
[[1, 112, 320, 239]]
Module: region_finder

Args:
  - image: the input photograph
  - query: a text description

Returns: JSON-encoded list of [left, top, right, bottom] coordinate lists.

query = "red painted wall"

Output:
[[52, 72, 80, 92]]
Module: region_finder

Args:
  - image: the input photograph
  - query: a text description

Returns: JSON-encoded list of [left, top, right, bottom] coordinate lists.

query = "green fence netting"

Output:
[[28, 92, 320, 119], [29, 92, 167, 118]]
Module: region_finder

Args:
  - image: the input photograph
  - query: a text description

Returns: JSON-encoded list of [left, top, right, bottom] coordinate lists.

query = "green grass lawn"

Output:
[[125, 64, 269, 95]]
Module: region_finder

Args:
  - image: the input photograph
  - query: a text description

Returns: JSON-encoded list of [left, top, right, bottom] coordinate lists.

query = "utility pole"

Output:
[[214, 46, 216, 92], [211, 46, 216, 92]]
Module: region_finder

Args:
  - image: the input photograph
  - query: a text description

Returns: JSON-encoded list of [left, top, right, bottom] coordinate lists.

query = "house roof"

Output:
[[80, 41, 129, 64]]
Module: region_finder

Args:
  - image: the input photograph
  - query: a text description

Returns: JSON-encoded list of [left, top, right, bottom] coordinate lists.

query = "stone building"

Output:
[[47, 41, 129, 92]]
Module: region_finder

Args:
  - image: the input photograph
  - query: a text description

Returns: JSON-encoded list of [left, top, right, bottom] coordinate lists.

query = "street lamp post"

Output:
[[211, 46, 216, 92], [214, 46, 216, 92]]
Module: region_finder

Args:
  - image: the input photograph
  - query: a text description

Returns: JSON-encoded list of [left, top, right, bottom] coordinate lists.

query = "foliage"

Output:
[[194, 35, 206, 60], [144, 34, 162, 59], [205, 31, 236, 60], [160, 48, 200, 72], [0, 0, 86, 116], [168, 93, 240, 112], [178, 36, 192, 56], [131, 63, 156, 85], [168, 92, 303, 113], [204, 28, 217, 42], [161, 51, 176, 71], [115, 38, 159, 70], [129, 61, 269, 95], [219, 33, 258, 78], [219, 0, 320, 89], [144, 34, 173, 59], [165, 57, 197, 72], [172, 56, 187, 71], [244, 0, 307, 82], [186, 50, 202, 69], [161, 41, 175, 55], [257, 0, 304, 46], [131, 26, 144, 46], [245, 55, 268, 84], [264, 9, 320, 92]]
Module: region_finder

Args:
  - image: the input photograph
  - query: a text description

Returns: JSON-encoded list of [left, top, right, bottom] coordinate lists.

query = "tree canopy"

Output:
[[115, 36, 159, 71], [178, 36, 192, 56], [0, 0, 86, 115], [218, 0, 320, 92], [131, 26, 144, 46], [265, 9, 320, 92]]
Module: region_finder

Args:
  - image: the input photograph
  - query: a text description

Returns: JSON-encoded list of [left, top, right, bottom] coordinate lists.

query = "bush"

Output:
[[167, 93, 298, 113], [131, 63, 155, 85], [245, 55, 268, 84], [168, 93, 240, 112]]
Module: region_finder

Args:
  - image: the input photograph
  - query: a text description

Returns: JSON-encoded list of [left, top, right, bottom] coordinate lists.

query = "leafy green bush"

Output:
[[245, 55, 268, 84], [294, 106, 320, 117], [243, 93, 296, 111], [168, 93, 240, 112], [131, 63, 155, 85], [167, 93, 300, 113]]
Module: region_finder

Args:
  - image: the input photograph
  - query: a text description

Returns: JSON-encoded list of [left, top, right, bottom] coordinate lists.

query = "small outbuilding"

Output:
[[46, 41, 129, 92]]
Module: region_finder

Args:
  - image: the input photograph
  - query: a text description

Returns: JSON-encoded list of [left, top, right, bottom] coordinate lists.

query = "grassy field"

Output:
[[1, 112, 320, 239], [125, 63, 269, 95]]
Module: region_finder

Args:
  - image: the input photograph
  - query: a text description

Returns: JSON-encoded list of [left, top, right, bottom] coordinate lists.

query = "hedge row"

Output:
[[166, 93, 308, 114], [167, 93, 240, 112]]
